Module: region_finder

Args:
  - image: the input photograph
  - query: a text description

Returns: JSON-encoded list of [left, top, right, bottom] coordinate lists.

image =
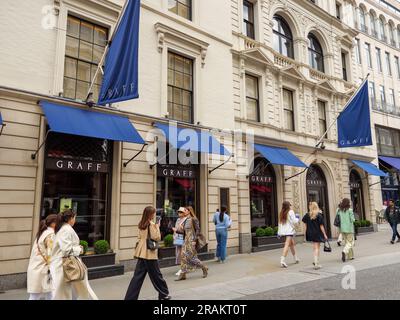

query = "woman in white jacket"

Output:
[[278, 201, 300, 268], [27, 214, 58, 300], [51, 210, 98, 300]]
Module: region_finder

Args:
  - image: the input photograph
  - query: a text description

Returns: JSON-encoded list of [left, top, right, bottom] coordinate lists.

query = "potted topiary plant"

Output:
[[163, 234, 174, 248], [80, 240, 88, 255], [273, 226, 279, 236], [264, 227, 274, 237], [94, 240, 110, 255], [256, 227, 266, 237]]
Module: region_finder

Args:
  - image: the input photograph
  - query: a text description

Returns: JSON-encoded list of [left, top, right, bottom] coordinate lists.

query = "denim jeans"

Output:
[[391, 223, 400, 241], [216, 228, 228, 261]]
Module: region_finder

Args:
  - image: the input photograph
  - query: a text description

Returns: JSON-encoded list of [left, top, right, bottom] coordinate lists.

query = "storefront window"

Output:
[[41, 132, 113, 247], [349, 170, 365, 220], [249, 157, 277, 232]]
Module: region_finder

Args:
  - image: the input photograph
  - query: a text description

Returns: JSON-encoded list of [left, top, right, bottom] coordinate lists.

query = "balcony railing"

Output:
[[310, 68, 327, 81], [372, 100, 400, 116], [274, 52, 296, 68]]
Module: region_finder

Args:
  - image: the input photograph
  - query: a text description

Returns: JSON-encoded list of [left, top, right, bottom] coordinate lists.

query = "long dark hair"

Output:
[[138, 206, 156, 230], [36, 214, 58, 242], [339, 198, 351, 211], [279, 201, 291, 224], [220, 206, 227, 222], [55, 210, 76, 234]]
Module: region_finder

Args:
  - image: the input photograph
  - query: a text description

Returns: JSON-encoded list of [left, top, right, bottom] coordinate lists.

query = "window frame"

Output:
[[341, 51, 348, 81], [167, 0, 192, 20], [365, 43, 372, 68], [385, 52, 392, 76], [308, 34, 325, 73], [272, 15, 294, 59], [395, 56, 400, 79], [243, 0, 255, 40], [376, 47, 382, 72], [283, 88, 295, 132], [167, 51, 194, 124], [245, 74, 260, 122], [355, 39, 362, 64], [317, 100, 327, 139]]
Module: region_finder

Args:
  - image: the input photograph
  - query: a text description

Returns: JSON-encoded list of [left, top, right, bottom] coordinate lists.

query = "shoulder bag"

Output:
[[334, 212, 341, 228], [62, 253, 87, 283], [146, 225, 159, 251], [192, 219, 207, 251]]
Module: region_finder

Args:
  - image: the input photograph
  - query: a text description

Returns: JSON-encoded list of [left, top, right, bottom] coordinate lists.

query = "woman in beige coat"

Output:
[[124, 206, 170, 300], [50, 210, 98, 300], [27, 214, 57, 300]]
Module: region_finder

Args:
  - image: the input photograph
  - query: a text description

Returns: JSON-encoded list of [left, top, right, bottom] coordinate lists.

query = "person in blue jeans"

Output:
[[213, 206, 231, 263], [384, 199, 400, 244]]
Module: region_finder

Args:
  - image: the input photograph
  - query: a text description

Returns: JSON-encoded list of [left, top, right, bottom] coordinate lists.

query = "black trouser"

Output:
[[124, 258, 169, 300]]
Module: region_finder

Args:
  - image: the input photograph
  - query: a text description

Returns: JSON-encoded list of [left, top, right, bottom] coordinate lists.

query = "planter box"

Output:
[[81, 252, 116, 268], [252, 235, 285, 247], [356, 226, 374, 234]]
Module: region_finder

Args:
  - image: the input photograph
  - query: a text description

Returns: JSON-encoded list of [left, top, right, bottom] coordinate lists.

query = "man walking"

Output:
[[384, 199, 400, 244]]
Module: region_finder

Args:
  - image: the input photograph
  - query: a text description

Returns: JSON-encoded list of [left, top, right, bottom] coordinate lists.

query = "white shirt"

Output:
[[278, 210, 299, 236]]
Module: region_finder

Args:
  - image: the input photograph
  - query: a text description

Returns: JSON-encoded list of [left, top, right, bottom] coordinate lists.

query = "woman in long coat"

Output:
[[27, 214, 58, 300], [175, 206, 208, 281], [50, 210, 98, 300]]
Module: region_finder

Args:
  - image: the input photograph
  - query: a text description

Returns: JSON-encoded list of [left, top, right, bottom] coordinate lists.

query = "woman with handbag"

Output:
[[51, 210, 98, 300], [27, 214, 58, 300], [337, 198, 355, 262], [175, 207, 208, 281], [124, 206, 170, 300], [278, 201, 300, 268], [213, 206, 231, 263], [302, 202, 329, 270], [172, 208, 186, 276]]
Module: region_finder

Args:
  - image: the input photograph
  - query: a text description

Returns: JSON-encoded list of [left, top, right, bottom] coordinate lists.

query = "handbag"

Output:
[[146, 226, 159, 251], [173, 233, 184, 246], [334, 213, 341, 228], [323, 240, 332, 252], [191, 219, 207, 251], [37, 241, 54, 291], [62, 255, 87, 282]]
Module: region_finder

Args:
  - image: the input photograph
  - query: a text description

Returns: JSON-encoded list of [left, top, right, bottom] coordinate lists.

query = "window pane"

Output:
[[76, 80, 90, 100], [283, 89, 293, 110], [319, 120, 326, 137], [246, 99, 258, 121], [168, 102, 173, 116], [175, 55, 184, 72], [168, 69, 174, 86], [79, 41, 93, 61], [64, 57, 77, 78], [93, 45, 105, 64], [168, 53, 175, 68], [174, 72, 184, 88], [91, 65, 102, 85], [178, 3, 189, 19], [246, 75, 257, 98], [63, 77, 76, 99], [168, 0, 178, 14], [182, 105, 191, 122], [183, 74, 192, 90], [93, 84, 100, 101], [184, 59, 192, 75], [284, 110, 294, 131], [183, 90, 191, 106], [67, 17, 80, 38], [94, 27, 107, 46], [318, 102, 326, 120], [65, 36, 79, 58], [173, 103, 182, 121], [80, 22, 94, 43], [168, 86, 173, 102], [77, 61, 91, 82], [173, 87, 182, 105]]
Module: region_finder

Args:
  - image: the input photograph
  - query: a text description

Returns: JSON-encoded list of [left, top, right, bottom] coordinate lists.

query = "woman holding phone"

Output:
[[124, 206, 170, 300]]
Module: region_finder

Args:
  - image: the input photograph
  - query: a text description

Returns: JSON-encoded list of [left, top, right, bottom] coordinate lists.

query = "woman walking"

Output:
[[27, 214, 58, 300], [302, 202, 328, 270], [175, 207, 208, 281], [51, 210, 98, 300], [278, 201, 300, 268], [172, 208, 186, 276], [337, 198, 355, 262], [125, 206, 170, 300], [213, 206, 230, 263]]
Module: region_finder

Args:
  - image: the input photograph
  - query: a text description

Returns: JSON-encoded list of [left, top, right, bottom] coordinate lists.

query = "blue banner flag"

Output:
[[337, 80, 372, 148], [98, 0, 140, 105]]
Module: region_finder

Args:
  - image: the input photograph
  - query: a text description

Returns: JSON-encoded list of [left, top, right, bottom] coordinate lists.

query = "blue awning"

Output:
[[254, 144, 307, 168], [352, 160, 387, 177], [379, 156, 400, 171], [154, 122, 230, 156], [40, 101, 145, 144]]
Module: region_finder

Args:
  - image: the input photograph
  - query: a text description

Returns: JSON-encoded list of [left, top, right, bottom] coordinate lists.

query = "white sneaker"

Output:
[[280, 256, 288, 268], [175, 270, 182, 276], [294, 256, 300, 264]]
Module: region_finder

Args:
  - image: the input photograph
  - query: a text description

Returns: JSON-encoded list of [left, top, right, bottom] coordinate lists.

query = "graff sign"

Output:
[[46, 158, 108, 173]]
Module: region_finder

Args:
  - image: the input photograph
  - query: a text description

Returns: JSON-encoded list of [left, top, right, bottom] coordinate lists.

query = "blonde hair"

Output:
[[186, 206, 196, 219], [308, 202, 320, 220]]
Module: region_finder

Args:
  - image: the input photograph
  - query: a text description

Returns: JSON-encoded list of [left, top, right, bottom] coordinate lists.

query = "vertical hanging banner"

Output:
[[98, 0, 141, 105], [337, 80, 372, 148]]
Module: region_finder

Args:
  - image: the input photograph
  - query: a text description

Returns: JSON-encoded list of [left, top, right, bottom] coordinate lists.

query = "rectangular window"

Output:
[[63, 16, 108, 101], [243, 0, 255, 39], [376, 126, 400, 157], [369, 81, 376, 107], [219, 188, 230, 215], [341, 52, 348, 81], [167, 52, 193, 123], [395, 56, 400, 79], [336, 3, 342, 20], [380, 85, 386, 108], [355, 39, 361, 64], [389, 88, 395, 112], [376, 47, 382, 72], [365, 43, 372, 68], [283, 89, 295, 131], [318, 100, 327, 138], [245, 74, 259, 122], [168, 0, 192, 20], [385, 52, 392, 76]]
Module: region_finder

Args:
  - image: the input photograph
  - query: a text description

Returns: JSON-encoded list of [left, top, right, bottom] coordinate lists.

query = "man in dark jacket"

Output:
[[384, 199, 400, 244]]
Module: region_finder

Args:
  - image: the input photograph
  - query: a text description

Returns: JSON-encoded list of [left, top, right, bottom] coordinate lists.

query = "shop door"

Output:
[[306, 165, 331, 238]]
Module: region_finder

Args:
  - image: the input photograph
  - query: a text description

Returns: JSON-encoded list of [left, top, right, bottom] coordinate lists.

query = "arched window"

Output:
[[273, 15, 294, 58], [308, 33, 324, 72], [389, 26, 395, 45], [379, 17, 386, 41], [359, 8, 366, 32]]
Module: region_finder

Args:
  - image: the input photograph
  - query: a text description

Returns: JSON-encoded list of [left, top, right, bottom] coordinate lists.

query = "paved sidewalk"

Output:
[[1, 224, 398, 300]]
